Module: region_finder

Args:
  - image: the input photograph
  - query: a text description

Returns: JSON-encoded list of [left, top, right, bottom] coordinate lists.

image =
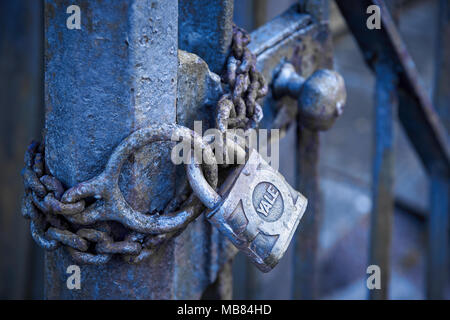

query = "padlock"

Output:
[[187, 145, 307, 273]]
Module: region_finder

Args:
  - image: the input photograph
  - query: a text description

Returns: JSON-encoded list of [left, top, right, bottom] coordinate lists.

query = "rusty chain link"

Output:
[[217, 25, 268, 135], [22, 125, 215, 265], [21, 25, 267, 265]]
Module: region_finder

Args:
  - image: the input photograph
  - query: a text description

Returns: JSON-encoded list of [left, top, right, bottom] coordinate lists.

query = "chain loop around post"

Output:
[[22, 124, 218, 264]]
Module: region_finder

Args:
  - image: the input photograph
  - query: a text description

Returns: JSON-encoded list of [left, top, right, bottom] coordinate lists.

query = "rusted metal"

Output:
[[41, 0, 272, 299], [248, 4, 334, 133], [22, 125, 221, 266], [273, 62, 346, 131], [216, 25, 268, 135]]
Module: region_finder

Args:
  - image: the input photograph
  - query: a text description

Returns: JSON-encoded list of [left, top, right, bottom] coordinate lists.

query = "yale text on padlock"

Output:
[[206, 150, 307, 272]]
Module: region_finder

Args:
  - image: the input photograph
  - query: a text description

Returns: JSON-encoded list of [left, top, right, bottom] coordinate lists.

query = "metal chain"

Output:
[[22, 142, 152, 264], [216, 25, 268, 135], [22, 125, 212, 265], [21, 25, 267, 265]]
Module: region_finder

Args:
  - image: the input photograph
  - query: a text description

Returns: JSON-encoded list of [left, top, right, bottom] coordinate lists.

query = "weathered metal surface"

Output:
[[45, 0, 178, 212], [177, 50, 222, 131], [62, 125, 218, 233], [176, 51, 237, 299], [201, 258, 234, 300], [0, 0, 44, 299], [369, 63, 398, 300], [293, 126, 320, 299], [43, 0, 221, 299], [215, 25, 268, 134], [22, 124, 223, 267], [273, 62, 346, 131], [179, 0, 234, 74]]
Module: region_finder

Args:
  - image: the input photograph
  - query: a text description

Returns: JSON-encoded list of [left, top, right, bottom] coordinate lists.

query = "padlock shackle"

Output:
[[186, 137, 246, 209], [186, 162, 221, 209]]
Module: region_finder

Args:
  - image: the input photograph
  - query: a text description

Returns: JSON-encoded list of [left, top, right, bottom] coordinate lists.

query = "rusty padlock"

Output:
[[187, 142, 307, 272]]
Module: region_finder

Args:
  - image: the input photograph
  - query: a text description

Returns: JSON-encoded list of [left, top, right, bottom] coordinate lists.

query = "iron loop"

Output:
[[61, 124, 218, 234]]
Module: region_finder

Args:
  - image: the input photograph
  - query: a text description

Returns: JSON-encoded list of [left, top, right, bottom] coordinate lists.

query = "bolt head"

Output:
[[299, 69, 346, 131]]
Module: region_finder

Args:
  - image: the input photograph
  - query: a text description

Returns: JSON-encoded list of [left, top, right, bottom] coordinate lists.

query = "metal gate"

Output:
[[1, 0, 448, 300]]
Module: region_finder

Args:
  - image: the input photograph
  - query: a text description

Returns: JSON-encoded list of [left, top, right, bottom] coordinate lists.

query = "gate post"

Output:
[[44, 0, 224, 299]]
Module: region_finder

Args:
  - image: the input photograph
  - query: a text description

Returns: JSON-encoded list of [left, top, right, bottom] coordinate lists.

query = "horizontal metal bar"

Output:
[[249, 8, 312, 57], [248, 4, 332, 131], [336, 0, 450, 176]]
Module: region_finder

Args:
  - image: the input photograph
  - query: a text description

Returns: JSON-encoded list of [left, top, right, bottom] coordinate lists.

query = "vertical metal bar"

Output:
[[368, 63, 397, 300], [292, 0, 331, 300], [44, 0, 184, 299], [253, 0, 268, 29], [293, 127, 320, 299], [427, 168, 449, 299], [427, 0, 450, 299], [434, 0, 450, 132], [0, 0, 44, 299]]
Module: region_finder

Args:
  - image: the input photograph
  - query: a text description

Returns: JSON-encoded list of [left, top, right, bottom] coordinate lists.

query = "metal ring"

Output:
[[61, 124, 218, 234]]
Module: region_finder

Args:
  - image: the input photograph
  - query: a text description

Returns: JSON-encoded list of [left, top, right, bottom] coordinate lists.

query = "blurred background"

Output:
[[1, 0, 448, 299]]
